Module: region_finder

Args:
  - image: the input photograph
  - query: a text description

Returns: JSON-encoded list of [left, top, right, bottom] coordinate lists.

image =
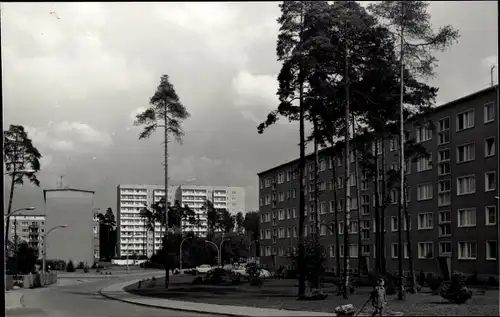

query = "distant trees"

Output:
[[97, 208, 116, 261]]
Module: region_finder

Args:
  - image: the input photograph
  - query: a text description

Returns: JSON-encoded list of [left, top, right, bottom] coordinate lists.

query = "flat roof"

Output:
[[44, 188, 95, 194], [257, 85, 498, 176]]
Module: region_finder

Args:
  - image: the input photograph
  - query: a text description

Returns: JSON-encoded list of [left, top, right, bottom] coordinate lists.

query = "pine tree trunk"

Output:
[[313, 120, 320, 289], [351, 116, 363, 276], [380, 140, 387, 274], [373, 140, 382, 272], [164, 104, 170, 289], [343, 47, 351, 297], [403, 179, 416, 293], [331, 147, 341, 278]]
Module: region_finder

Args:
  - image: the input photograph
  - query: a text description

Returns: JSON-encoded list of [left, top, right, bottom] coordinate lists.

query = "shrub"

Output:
[[66, 261, 75, 272], [192, 276, 203, 285], [427, 275, 443, 292], [206, 268, 225, 285], [231, 273, 242, 285], [487, 276, 499, 287], [77, 261, 85, 269], [247, 263, 263, 287], [83, 264, 90, 273]]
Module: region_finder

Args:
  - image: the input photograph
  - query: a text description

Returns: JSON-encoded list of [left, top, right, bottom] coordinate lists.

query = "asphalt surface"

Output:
[[6, 273, 217, 317]]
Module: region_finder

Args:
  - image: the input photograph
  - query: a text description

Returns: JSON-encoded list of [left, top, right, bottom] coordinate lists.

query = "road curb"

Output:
[[98, 277, 339, 316]]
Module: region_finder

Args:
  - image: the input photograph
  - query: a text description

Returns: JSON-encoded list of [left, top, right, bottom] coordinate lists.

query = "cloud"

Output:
[[25, 121, 112, 153], [129, 107, 146, 121], [233, 71, 278, 109]]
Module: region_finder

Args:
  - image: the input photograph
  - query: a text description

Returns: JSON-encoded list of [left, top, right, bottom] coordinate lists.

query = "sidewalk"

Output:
[[100, 278, 339, 316], [5, 290, 24, 310]]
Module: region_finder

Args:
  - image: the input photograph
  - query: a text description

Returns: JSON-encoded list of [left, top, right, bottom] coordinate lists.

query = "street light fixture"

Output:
[[179, 236, 193, 270], [42, 225, 68, 273], [205, 240, 220, 267], [219, 239, 230, 268]]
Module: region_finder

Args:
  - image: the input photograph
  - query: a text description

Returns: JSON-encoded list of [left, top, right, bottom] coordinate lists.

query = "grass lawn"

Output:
[[125, 276, 499, 316]]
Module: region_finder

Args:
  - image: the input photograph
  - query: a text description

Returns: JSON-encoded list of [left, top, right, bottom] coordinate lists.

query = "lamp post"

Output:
[[219, 239, 230, 268], [179, 236, 192, 271], [42, 225, 68, 273], [248, 240, 257, 263], [205, 240, 220, 267]]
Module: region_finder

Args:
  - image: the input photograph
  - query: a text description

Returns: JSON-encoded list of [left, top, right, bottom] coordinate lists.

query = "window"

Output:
[[390, 189, 398, 204], [329, 200, 335, 213], [437, 117, 450, 145], [456, 109, 475, 131], [417, 183, 433, 201], [403, 215, 411, 231], [418, 213, 433, 230], [278, 192, 285, 202], [486, 206, 497, 226], [360, 171, 369, 190], [349, 150, 355, 163], [438, 179, 451, 207], [319, 159, 326, 171], [329, 245, 335, 258], [485, 171, 496, 191], [486, 241, 497, 260], [327, 179, 334, 191], [319, 202, 327, 214], [458, 208, 476, 228], [437, 149, 451, 176], [391, 217, 398, 232], [350, 197, 358, 210], [418, 242, 434, 259], [457, 175, 475, 195], [278, 209, 285, 220], [349, 245, 358, 258], [265, 178, 271, 188], [348, 173, 356, 186], [404, 159, 411, 174], [349, 221, 358, 234], [484, 102, 495, 123], [458, 241, 476, 260], [372, 139, 382, 155], [319, 181, 326, 191], [320, 224, 327, 236], [277, 173, 284, 184], [338, 221, 344, 235], [260, 179, 265, 189], [339, 245, 345, 258], [337, 176, 344, 189], [485, 137, 496, 157], [286, 227, 291, 238], [336, 155, 343, 166], [361, 245, 370, 256], [439, 210, 451, 237], [361, 195, 370, 215], [417, 155, 432, 172], [439, 242, 452, 257], [292, 208, 297, 218], [456, 143, 475, 163], [390, 137, 397, 151], [416, 125, 432, 143], [337, 199, 344, 212], [391, 243, 398, 258]]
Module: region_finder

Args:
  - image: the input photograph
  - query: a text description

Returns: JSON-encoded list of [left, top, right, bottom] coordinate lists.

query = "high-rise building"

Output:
[[44, 188, 96, 265], [258, 86, 498, 276], [116, 184, 246, 258], [93, 210, 100, 261], [8, 214, 45, 254]]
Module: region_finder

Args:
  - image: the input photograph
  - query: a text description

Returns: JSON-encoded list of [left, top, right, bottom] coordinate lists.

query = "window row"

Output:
[[260, 206, 497, 239], [261, 240, 498, 262]]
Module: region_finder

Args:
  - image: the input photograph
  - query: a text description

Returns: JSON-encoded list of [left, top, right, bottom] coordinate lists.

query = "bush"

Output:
[[487, 276, 499, 287], [206, 268, 225, 285], [192, 276, 204, 285], [246, 263, 263, 287], [427, 275, 443, 292], [231, 273, 242, 285], [83, 264, 90, 273], [77, 261, 85, 269], [139, 261, 164, 269], [66, 261, 75, 272]]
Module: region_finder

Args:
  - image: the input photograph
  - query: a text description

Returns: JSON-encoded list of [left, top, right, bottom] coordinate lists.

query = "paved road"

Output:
[[7, 274, 217, 317]]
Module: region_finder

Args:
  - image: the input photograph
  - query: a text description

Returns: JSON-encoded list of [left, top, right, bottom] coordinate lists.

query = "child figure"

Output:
[[371, 277, 387, 316]]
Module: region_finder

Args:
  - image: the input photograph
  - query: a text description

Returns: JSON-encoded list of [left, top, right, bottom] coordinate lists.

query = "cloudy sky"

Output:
[[2, 1, 498, 213]]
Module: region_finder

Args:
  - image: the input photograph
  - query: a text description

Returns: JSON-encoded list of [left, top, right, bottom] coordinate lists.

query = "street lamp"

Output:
[[42, 225, 68, 273], [179, 236, 193, 270], [219, 239, 230, 268], [205, 240, 220, 267]]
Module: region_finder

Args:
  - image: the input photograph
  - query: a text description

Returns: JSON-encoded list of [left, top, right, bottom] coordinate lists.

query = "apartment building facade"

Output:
[[116, 184, 246, 257], [8, 214, 45, 254], [258, 86, 498, 276]]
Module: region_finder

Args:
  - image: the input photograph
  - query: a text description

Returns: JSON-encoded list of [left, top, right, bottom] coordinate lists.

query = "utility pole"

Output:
[[491, 65, 496, 87]]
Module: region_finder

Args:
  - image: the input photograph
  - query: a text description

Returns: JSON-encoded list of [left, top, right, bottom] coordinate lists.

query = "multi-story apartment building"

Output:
[[174, 185, 246, 236], [116, 184, 246, 257], [258, 86, 498, 276], [116, 184, 177, 258], [8, 214, 45, 254]]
